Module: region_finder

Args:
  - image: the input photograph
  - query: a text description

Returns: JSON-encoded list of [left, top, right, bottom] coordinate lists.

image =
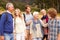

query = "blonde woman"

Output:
[[14, 8, 26, 40]]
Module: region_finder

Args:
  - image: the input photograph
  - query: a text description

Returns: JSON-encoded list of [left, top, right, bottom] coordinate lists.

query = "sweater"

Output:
[[0, 12, 13, 36]]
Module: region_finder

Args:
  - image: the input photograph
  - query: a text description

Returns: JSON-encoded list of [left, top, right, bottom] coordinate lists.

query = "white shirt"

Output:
[[25, 12, 33, 29], [15, 16, 26, 33], [6, 10, 11, 14]]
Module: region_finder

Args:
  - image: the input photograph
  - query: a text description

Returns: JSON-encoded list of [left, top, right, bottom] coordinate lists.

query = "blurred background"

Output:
[[0, 0, 60, 16]]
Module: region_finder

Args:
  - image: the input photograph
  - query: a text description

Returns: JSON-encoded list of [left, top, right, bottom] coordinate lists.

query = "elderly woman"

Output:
[[47, 8, 60, 40], [30, 11, 47, 40]]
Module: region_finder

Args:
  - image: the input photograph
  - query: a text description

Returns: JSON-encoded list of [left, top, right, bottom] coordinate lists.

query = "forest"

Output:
[[0, 0, 60, 13]]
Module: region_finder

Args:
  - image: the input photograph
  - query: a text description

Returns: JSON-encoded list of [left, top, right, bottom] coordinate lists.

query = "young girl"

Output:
[[14, 8, 26, 40]]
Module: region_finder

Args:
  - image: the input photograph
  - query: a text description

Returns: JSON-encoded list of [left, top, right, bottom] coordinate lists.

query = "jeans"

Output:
[[16, 32, 25, 40], [4, 33, 14, 40], [33, 38, 42, 40]]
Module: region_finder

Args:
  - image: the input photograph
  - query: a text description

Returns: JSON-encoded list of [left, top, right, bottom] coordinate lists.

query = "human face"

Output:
[[34, 14, 39, 19], [15, 10, 20, 16], [8, 4, 14, 12], [26, 7, 31, 13], [41, 10, 46, 15]]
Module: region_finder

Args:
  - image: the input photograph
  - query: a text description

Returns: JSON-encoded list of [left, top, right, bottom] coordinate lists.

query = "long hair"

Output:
[[14, 8, 22, 19]]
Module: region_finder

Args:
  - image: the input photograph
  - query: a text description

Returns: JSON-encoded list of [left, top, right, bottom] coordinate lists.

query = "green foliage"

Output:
[[13, 1, 26, 11], [31, 7, 40, 12], [0, 0, 60, 13], [0, 7, 5, 11]]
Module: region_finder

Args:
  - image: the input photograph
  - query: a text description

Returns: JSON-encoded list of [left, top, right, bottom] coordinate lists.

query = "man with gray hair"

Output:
[[0, 3, 14, 40]]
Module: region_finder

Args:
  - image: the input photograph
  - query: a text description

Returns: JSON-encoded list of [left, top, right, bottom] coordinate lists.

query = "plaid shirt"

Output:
[[48, 18, 60, 40]]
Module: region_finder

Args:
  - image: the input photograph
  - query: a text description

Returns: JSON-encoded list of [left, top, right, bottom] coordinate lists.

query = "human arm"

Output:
[[26, 20, 32, 26], [0, 13, 6, 40], [40, 19, 48, 27]]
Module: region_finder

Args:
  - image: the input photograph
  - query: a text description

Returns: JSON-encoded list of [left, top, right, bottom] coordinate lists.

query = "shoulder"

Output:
[[2, 12, 9, 15], [56, 17, 60, 20], [30, 13, 33, 18], [1, 12, 7, 17], [55, 17, 60, 24]]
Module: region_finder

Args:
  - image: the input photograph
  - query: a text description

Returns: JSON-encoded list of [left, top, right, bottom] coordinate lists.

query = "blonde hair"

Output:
[[40, 9, 46, 12], [14, 8, 22, 18]]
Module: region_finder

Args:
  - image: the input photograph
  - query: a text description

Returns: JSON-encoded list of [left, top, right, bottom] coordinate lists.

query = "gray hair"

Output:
[[6, 3, 13, 9]]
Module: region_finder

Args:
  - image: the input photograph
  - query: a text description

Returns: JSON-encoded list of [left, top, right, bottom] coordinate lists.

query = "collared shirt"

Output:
[[6, 10, 11, 14], [48, 18, 60, 40]]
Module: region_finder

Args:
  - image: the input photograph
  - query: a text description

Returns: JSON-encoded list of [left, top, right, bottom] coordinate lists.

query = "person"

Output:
[[40, 9, 48, 40], [30, 11, 48, 40], [0, 14, 2, 40], [47, 8, 60, 40], [0, 3, 14, 40], [24, 5, 33, 40], [14, 8, 26, 40]]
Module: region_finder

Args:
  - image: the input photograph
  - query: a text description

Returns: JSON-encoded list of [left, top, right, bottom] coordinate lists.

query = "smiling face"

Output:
[[33, 12, 39, 19], [7, 4, 14, 13], [25, 5, 31, 14], [15, 9, 21, 16], [9, 5, 14, 12], [26, 7, 31, 13], [40, 9, 46, 15], [6, 3, 14, 13], [34, 14, 39, 19]]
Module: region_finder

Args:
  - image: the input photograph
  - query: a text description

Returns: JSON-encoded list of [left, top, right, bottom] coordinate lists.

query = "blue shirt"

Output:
[[0, 12, 13, 36]]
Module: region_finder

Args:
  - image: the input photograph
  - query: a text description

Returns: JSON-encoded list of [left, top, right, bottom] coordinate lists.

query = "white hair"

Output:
[[33, 11, 39, 16], [6, 3, 13, 9]]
